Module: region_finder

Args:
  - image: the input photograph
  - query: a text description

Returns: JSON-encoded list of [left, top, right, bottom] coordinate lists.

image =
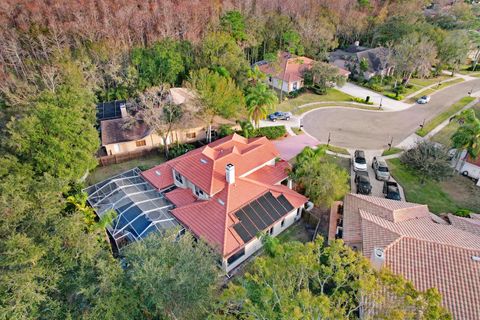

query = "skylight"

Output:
[[200, 158, 208, 164]]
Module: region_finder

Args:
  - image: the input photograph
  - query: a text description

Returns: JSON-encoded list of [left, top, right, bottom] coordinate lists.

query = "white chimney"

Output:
[[120, 103, 128, 118], [370, 247, 385, 270], [354, 40, 360, 47], [226, 163, 235, 185]]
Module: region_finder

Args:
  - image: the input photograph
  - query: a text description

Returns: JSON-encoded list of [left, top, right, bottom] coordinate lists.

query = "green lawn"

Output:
[[87, 153, 165, 185], [278, 89, 354, 112], [276, 221, 312, 243], [292, 102, 378, 115], [409, 75, 451, 87], [387, 158, 480, 214], [318, 144, 350, 155], [407, 88, 437, 103], [382, 147, 403, 157], [291, 127, 304, 135], [431, 104, 480, 146], [416, 96, 475, 137]]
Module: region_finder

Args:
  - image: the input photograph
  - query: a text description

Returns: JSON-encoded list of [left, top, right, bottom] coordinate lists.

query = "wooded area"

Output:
[[0, 0, 476, 318]]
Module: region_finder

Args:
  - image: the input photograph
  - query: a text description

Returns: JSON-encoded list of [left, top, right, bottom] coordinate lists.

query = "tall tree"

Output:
[[214, 237, 450, 319], [437, 30, 470, 75], [245, 83, 278, 128], [303, 61, 346, 94], [290, 146, 349, 208], [393, 33, 438, 84], [186, 68, 245, 143], [451, 109, 480, 173], [84, 231, 220, 320]]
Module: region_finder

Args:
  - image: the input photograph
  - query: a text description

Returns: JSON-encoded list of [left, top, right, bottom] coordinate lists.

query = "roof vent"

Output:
[[370, 247, 385, 270], [200, 158, 208, 164], [472, 256, 480, 262], [217, 199, 225, 206], [155, 170, 161, 176]]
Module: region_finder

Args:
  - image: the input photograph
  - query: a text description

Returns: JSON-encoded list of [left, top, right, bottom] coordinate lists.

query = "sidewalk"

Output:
[[336, 82, 411, 110]]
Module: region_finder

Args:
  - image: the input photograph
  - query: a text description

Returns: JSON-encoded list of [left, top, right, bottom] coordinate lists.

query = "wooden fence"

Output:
[[98, 148, 159, 166]]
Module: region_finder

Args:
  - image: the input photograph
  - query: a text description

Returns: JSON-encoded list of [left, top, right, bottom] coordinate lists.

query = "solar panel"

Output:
[[257, 194, 282, 219], [235, 209, 259, 236], [250, 200, 275, 226], [243, 204, 269, 229], [277, 195, 294, 212], [263, 192, 286, 217], [233, 223, 252, 242]]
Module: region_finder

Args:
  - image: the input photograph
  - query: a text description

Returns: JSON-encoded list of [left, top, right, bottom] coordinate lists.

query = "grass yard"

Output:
[[387, 158, 480, 214], [325, 154, 351, 173], [416, 96, 475, 137], [382, 147, 403, 156], [87, 153, 165, 185], [318, 144, 350, 155], [292, 102, 378, 115], [277, 88, 353, 112], [431, 104, 480, 146], [409, 75, 451, 87], [276, 221, 312, 243]]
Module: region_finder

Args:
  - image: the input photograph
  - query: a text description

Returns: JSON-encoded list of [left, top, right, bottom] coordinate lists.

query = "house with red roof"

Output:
[[257, 52, 349, 94], [341, 193, 480, 319], [142, 133, 308, 271]]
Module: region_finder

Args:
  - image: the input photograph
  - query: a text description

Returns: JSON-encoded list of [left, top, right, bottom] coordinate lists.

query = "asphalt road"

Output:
[[302, 79, 480, 149]]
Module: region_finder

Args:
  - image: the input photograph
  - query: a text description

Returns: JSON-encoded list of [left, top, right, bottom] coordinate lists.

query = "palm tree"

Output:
[[245, 83, 278, 128], [451, 109, 480, 173], [247, 65, 266, 85]]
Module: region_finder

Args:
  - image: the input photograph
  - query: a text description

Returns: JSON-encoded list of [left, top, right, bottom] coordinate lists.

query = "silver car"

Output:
[[372, 157, 390, 181]]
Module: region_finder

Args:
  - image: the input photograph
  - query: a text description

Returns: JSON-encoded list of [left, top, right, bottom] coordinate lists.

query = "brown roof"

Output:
[[466, 155, 480, 166], [101, 118, 150, 145], [142, 134, 307, 257], [258, 52, 314, 83], [343, 193, 480, 319]]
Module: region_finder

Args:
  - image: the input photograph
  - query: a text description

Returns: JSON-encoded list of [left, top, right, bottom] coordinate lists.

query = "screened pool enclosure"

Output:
[[84, 168, 180, 249]]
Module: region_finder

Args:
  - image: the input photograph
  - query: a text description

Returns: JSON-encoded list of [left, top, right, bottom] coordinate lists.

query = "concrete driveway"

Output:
[[302, 79, 480, 149], [336, 82, 410, 110]]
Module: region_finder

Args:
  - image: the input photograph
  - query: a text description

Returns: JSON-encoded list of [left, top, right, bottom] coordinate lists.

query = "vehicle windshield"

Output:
[[355, 157, 366, 164], [421, 96, 427, 99], [378, 166, 389, 172]]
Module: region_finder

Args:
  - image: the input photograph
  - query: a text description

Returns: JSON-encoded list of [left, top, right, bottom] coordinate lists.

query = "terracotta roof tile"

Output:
[[165, 188, 197, 207], [258, 52, 314, 83], [244, 160, 290, 185], [448, 213, 480, 236], [141, 163, 174, 190]]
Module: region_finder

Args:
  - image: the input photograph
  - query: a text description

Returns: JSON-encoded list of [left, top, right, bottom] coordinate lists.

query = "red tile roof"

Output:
[[165, 188, 197, 207], [343, 193, 480, 319], [258, 52, 314, 83], [466, 155, 480, 166], [143, 134, 308, 257]]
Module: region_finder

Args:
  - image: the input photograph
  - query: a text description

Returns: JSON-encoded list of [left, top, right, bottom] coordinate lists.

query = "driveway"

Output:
[[336, 82, 410, 110], [302, 79, 480, 149]]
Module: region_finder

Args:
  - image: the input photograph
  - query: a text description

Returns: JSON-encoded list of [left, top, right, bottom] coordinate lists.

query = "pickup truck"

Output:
[[268, 111, 292, 122], [383, 181, 401, 200]]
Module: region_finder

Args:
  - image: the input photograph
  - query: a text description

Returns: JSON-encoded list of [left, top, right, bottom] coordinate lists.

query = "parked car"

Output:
[[372, 157, 390, 181], [383, 181, 401, 200], [355, 171, 372, 195], [268, 111, 292, 122], [353, 150, 368, 171], [417, 95, 431, 104]]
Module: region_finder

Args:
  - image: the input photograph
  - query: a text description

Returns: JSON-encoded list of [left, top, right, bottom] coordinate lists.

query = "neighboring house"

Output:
[[257, 52, 314, 93], [85, 134, 309, 272], [341, 193, 480, 320], [454, 150, 480, 187], [330, 41, 394, 80], [97, 88, 235, 156]]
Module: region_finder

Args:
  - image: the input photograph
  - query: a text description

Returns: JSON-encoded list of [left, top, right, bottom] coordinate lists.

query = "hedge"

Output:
[[253, 126, 287, 139]]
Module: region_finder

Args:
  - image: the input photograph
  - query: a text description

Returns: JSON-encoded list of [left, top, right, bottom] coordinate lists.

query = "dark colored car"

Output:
[[355, 171, 372, 195], [383, 181, 401, 200], [268, 111, 292, 122]]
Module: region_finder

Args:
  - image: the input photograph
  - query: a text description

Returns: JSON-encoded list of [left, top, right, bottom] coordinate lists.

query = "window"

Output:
[[195, 186, 204, 197], [281, 219, 285, 228], [269, 227, 273, 235], [175, 171, 183, 184], [227, 248, 245, 266], [186, 132, 196, 139], [293, 82, 298, 90], [269, 76, 272, 82], [136, 140, 146, 147], [296, 208, 301, 217]]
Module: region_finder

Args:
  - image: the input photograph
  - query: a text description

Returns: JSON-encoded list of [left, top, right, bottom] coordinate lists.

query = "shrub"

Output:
[[385, 93, 404, 101], [253, 126, 287, 139], [168, 143, 195, 159], [311, 85, 327, 95], [351, 97, 374, 105], [455, 208, 473, 217], [218, 124, 235, 138]]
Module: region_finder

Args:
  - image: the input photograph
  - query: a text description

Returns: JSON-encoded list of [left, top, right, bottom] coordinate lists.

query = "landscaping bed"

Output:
[[318, 144, 350, 155], [382, 147, 403, 156], [387, 158, 480, 214], [416, 96, 475, 137], [431, 104, 480, 146]]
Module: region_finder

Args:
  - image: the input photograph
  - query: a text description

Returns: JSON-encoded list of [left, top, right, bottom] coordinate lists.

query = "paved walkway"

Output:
[[336, 82, 410, 110], [273, 134, 320, 161]]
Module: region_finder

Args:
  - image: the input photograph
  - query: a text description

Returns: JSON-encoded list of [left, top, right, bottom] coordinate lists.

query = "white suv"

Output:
[[353, 150, 368, 172]]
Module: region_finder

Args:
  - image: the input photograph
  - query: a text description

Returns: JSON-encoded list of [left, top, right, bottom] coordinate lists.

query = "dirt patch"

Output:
[[440, 175, 480, 212]]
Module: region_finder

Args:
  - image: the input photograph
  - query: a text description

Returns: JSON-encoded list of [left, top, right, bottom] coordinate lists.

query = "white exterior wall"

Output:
[[223, 207, 303, 272], [267, 77, 303, 93], [172, 170, 210, 200]]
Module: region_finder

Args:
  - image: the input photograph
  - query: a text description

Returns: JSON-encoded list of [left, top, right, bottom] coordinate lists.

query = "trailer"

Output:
[[454, 150, 480, 187]]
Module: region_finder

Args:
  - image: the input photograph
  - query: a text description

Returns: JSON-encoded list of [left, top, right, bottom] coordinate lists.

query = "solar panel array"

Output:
[[84, 168, 180, 249], [233, 192, 294, 242], [96, 100, 126, 122]]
